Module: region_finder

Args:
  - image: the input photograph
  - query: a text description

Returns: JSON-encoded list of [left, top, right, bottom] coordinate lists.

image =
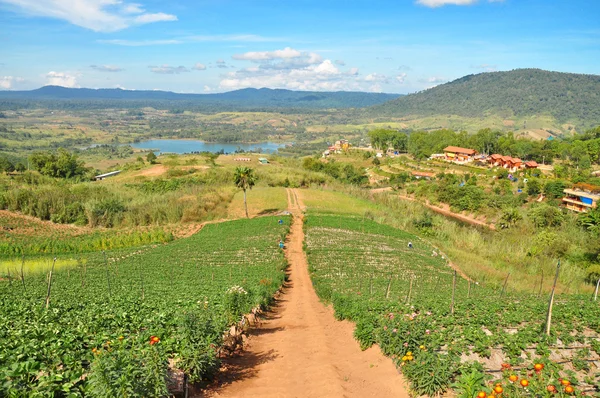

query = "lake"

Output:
[[129, 139, 285, 155]]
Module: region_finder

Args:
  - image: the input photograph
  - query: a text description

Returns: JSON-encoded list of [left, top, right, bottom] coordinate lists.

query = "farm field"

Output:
[[304, 214, 600, 396], [0, 216, 290, 396]]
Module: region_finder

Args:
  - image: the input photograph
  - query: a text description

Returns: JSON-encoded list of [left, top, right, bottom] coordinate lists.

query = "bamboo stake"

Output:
[[45, 258, 57, 309], [501, 272, 511, 298], [545, 260, 561, 336], [538, 270, 544, 297], [385, 275, 393, 299], [451, 270, 457, 315], [405, 278, 414, 304], [593, 278, 599, 302]]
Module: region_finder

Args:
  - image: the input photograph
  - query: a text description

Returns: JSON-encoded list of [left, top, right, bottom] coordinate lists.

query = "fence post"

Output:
[[593, 278, 600, 302], [501, 272, 511, 298], [45, 257, 57, 309], [545, 260, 561, 336], [538, 270, 544, 297], [405, 277, 414, 304], [21, 255, 26, 291], [385, 275, 393, 299]]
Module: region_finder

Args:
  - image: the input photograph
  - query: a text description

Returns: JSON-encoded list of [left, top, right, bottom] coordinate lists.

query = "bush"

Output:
[[529, 204, 564, 228]]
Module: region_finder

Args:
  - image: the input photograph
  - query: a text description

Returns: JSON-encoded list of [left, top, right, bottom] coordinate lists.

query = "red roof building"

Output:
[[443, 146, 477, 161]]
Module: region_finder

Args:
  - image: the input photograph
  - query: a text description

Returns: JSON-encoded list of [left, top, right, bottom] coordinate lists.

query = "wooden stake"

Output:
[[593, 278, 599, 302], [545, 260, 561, 336], [385, 275, 393, 299], [45, 258, 57, 309], [451, 270, 457, 315], [501, 272, 511, 298], [538, 270, 544, 297]]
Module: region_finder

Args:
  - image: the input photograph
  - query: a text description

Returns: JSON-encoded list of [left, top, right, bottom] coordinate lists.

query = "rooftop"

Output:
[[563, 189, 600, 200], [443, 146, 477, 155]]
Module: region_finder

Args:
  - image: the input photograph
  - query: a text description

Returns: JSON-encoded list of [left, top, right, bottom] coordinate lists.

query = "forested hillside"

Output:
[[371, 69, 600, 129], [0, 86, 399, 111]]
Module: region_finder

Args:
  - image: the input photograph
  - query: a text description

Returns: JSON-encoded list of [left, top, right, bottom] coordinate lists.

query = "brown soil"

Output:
[[398, 195, 496, 231], [0, 210, 90, 236], [133, 164, 168, 177], [202, 189, 409, 398]]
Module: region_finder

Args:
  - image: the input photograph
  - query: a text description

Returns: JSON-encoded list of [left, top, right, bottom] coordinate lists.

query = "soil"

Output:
[[398, 194, 496, 230], [133, 164, 168, 177], [202, 189, 409, 398]]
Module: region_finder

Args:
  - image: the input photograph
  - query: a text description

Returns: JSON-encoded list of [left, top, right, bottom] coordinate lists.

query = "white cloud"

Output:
[[364, 73, 389, 83], [416, 0, 501, 6], [192, 63, 206, 71], [232, 47, 302, 61], [0, 0, 177, 32], [348, 67, 359, 76], [0, 76, 25, 89], [187, 34, 285, 43], [90, 64, 123, 72], [335, 60, 346, 66], [149, 65, 189, 74], [46, 71, 79, 87], [396, 73, 407, 83]]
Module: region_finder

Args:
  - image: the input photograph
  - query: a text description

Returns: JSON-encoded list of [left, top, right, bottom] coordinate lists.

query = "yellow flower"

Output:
[[402, 356, 408, 361], [419, 345, 425, 350]]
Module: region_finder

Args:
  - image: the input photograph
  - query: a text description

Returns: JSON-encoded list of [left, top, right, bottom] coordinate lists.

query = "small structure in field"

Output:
[[411, 171, 435, 180], [258, 158, 269, 165], [524, 161, 539, 169], [234, 157, 251, 162], [562, 188, 600, 213], [95, 170, 121, 181], [443, 146, 478, 162]]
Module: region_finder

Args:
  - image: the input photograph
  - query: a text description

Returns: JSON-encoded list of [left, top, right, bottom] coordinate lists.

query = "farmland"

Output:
[[305, 214, 600, 396], [0, 216, 290, 396]]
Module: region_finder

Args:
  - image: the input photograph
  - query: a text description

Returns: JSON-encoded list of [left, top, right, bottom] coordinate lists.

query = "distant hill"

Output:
[[370, 69, 600, 129], [0, 86, 400, 110]]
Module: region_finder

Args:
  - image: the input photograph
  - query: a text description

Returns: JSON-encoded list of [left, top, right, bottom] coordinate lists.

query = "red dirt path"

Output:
[[202, 189, 409, 398]]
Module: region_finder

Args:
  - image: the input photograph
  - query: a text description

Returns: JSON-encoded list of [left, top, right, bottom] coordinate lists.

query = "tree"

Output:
[[526, 178, 541, 196], [234, 166, 257, 218], [529, 204, 564, 228], [29, 149, 88, 179], [499, 208, 523, 229], [146, 151, 157, 164]]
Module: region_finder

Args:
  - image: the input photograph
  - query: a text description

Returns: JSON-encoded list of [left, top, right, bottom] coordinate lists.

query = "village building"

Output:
[[524, 161, 539, 169], [258, 158, 269, 165], [562, 188, 600, 213], [94, 170, 121, 181], [442, 146, 478, 162]]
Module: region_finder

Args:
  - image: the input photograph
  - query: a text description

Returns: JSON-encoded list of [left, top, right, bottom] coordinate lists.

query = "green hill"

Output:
[[370, 69, 600, 130]]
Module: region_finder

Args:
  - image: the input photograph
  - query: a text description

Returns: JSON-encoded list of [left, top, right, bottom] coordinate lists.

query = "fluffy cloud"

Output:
[[0, 0, 177, 32], [335, 60, 346, 66], [192, 63, 206, 71], [416, 0, 502, 6], [232, 47, 302, 61], [0, 76, 25, 89], [396, 73, 407, 83], [149, 65, 189, 74], [90, 64, 123, 72], [46, 71, 79, 87]]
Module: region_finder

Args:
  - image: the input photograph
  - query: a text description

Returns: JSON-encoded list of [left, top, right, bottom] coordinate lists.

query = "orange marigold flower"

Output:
[[561, 380, 571, 386], [547, 385, 557, 393], [494, 385, 503, 394], [149, 336, 160, 345], [534, 363, 544, 371], [477, 391, 487, 398], [565, 386, 574, 394], [508, 375, 518, 382], [520, 379, 529, 387]]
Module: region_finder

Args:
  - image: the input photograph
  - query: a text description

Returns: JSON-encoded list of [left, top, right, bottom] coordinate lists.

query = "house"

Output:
[[443, 146, 478, 162], [506, 158, 522, 171], [488, 154, 503, 166], [234, 157, 251, 162], [95, 170, 121, 181], [411, 171, 435, 180], [524, 161, 539, 169], [258, 158, 269, 165], [562, 189, 600, 213]]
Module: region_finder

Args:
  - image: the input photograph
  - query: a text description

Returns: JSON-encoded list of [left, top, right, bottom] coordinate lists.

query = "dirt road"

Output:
[[204, 189, 408, 398]]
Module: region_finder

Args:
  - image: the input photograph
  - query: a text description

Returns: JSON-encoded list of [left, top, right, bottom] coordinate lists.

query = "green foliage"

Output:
[[543, 180, 568, 199], [302, 157, 368, 185], [371, 69, 600, 129], [87, 198, 126, 228], [368, 129, 408, 151], [29, 149, 89, 179], [529, 204, 565, 228], [527, 178, 541, 196], [146, 151, 157, 164], [499, 207, 522, 229], [88, 340, 169, 397]]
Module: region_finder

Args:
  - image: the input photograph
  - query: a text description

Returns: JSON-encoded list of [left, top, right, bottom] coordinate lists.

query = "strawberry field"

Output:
[[0, 215, 290, 396], [304, 215, 600, 397]]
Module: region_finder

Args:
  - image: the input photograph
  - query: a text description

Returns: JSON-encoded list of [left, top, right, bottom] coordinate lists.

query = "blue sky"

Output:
[[0, 0, 599, 93]]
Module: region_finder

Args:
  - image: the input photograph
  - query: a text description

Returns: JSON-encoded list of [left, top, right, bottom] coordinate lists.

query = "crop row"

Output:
[[304, 215, 600, 397], [0, 215, 290, 396]]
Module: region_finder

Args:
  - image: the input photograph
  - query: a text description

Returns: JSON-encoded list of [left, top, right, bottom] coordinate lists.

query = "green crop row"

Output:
[[304, 215, 600, 397], [0, 215, 290, 396]]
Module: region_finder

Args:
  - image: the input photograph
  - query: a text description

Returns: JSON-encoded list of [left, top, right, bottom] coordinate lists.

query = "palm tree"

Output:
[[234, 166, 257, 218]]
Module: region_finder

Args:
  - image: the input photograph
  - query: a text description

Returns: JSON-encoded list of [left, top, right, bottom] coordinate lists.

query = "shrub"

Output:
[[529, 204, 564, 228]]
